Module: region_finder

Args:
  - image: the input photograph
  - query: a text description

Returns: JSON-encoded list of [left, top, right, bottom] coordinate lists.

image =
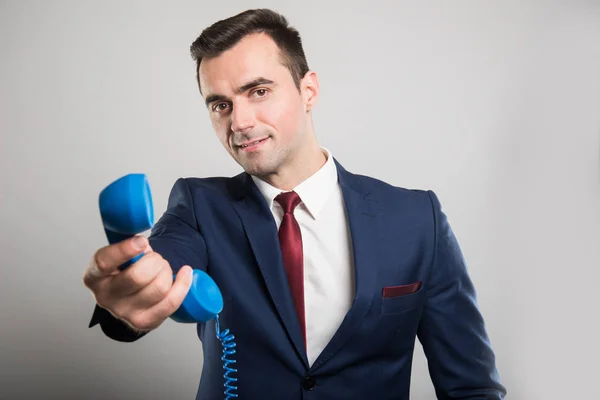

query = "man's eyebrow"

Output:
[[236, 77, 275, 94], [205, 94, 227, 108], [204, 77, 276, 108]]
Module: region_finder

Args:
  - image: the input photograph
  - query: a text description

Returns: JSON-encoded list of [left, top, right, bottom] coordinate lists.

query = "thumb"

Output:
[[170, 265, 194, 303], [142, 265, 194, 325]]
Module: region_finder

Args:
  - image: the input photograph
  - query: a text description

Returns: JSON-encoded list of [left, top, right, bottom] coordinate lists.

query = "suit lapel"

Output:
[[229, 174, 309, 368], [227, 160, 381, 371], [311, 160, 382, 371]]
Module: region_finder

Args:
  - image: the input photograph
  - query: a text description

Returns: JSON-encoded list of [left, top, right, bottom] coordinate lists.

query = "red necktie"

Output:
[[275, 191, 306, 347]]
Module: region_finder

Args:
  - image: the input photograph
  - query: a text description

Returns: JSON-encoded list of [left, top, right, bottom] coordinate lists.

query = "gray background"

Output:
[[1, 0, 599, 399]]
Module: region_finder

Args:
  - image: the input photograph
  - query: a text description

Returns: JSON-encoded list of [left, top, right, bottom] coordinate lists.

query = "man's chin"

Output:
[[243, 166, 272, 178], [236, 151, 282, 177], [238, 159, 271, 177]]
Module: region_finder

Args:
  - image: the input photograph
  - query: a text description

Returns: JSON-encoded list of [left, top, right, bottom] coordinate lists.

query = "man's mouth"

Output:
[[238, 137, 268, 150]]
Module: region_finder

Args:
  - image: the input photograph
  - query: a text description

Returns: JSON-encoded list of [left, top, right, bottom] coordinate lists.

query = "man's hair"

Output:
[[190, 9, 309, 93]]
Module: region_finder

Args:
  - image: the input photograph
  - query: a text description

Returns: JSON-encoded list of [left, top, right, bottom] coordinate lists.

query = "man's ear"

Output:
[[301, 71, 319, 111]]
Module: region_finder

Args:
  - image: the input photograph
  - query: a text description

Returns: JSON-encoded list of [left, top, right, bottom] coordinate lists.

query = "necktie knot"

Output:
[[275, 191, 302, 214]]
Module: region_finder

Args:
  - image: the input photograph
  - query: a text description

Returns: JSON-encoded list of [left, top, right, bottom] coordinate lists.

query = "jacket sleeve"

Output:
[[88, 178, 207, 342], [417, 191, 507, 399]]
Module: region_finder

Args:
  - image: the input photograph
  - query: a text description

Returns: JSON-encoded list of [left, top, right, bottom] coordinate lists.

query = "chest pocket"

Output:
[[381, 286, 426, 315]]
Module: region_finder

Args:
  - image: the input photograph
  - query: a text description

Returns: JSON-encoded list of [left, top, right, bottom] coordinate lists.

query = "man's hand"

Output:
[[83, 235, 193, 332]]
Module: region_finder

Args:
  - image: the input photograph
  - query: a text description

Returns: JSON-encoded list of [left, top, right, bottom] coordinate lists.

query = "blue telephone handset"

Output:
[[99, 173, 238, 399]]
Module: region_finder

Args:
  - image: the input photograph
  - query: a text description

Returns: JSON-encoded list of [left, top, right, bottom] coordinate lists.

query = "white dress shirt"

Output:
[[251, 147, 355, 366]]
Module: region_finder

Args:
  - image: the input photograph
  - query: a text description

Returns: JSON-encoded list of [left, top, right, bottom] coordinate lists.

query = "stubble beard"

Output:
[[237, 145, 287, 179]]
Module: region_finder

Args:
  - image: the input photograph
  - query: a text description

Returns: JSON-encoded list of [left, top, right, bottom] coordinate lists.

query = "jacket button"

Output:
[[302, 376, 316, 390]]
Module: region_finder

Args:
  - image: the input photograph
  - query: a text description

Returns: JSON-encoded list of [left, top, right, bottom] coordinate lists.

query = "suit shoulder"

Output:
[[181, 176, 232, 189], [174, 173, 245, 193], [346, 172, 445, 219], [349, 172, 432, 201], [161, 174, 246, 204]]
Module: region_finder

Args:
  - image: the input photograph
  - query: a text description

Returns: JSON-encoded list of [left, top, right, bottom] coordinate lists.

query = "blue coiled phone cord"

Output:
[[215, 314, 238, 399]]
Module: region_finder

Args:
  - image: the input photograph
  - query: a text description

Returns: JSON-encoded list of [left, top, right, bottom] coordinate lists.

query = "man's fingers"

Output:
[[130, 266, 193, 331], [108, 251, 166, 297], [123, 263, 175, 310], [83, 236, 149, 286]]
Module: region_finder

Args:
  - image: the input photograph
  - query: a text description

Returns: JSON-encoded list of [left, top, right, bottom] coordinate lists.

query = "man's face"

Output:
[[199, 33, 315, 178]]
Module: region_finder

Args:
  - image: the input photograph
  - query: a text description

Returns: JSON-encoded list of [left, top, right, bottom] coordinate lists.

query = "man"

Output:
[[84, 8, 506, 399]]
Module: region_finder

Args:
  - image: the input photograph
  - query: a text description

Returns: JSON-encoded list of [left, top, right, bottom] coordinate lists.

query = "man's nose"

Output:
[[231, 104, 255, 134]]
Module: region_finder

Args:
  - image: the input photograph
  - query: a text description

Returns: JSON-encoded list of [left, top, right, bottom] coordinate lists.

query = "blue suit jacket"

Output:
[[90, 159, 506, 399]]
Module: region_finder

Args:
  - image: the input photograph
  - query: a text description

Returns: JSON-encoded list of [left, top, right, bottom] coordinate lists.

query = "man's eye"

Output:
[[213, 103, 229, 112], [253, 89, 267, 97]]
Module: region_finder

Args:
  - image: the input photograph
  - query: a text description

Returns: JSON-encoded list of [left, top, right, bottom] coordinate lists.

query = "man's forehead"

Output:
[[199, 60, 288, 98], [198, 33, 287, 96], [199, 70, 278, 97]]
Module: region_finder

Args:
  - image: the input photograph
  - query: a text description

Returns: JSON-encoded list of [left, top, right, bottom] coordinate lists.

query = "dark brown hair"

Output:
[[190, 9, 309, 93]]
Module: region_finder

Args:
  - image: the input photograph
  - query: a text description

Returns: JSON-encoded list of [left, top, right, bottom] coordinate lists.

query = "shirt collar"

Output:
[[251, 147, 338, 219]]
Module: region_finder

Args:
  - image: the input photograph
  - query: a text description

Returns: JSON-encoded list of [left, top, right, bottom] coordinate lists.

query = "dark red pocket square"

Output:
[[382, 281, 422, 298]]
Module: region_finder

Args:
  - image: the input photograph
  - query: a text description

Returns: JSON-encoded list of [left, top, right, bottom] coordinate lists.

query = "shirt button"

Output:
[[302, 376, 317, 391]]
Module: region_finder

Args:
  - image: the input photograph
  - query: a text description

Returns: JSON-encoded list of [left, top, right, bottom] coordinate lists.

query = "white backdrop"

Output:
[[1, 1, 599, 399]]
